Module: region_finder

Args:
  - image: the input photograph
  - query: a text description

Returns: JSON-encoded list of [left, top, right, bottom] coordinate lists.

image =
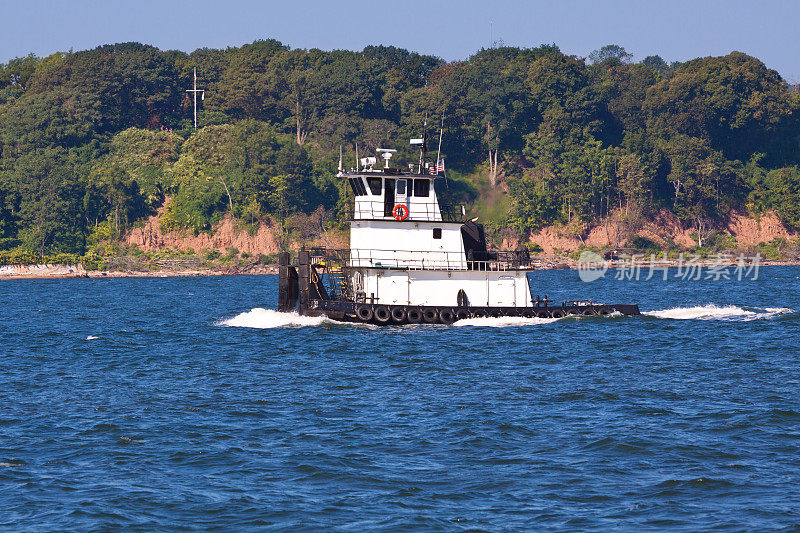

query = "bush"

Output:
[[221, 247, 239, 262], [82, 251, 107, 271], [0, 249, 80, 266], [256, 253, 277, 265], [629, 235, 660, 252], [756, 238, 791, 260], [708, 233, 737, 252], [763, 167, 800, 229], [160, 180, 227, 234], [0, 238, 21, 251], [0, 250, 37, 265]]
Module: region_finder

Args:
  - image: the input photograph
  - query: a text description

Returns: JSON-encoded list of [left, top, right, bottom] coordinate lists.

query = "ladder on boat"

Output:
[[326, 266, 349, 299]]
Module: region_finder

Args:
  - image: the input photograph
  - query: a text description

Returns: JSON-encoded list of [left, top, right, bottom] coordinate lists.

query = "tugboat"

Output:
[[277, 139, 640, 324]]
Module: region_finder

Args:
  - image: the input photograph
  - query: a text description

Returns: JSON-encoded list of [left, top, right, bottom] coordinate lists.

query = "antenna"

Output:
[[436, 115, 444, 175], [376, 148, 397, 169], [338, 145, 343, 174], [418, 113, 428, 169], [186, 68, 205, 129]]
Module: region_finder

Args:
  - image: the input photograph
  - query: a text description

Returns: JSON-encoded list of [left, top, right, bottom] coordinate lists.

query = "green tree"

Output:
[[763, 166, 800, 228], [589, 45, 632, 65], [644, 52, 793, 163], [641, 55, 670, 76], [212, 39, 288, 120], [94, 164, 148, 235], [3, 148, 85, 257]]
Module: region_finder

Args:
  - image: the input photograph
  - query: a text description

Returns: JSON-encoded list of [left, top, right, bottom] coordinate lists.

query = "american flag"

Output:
[[429, 159, 445, 174]]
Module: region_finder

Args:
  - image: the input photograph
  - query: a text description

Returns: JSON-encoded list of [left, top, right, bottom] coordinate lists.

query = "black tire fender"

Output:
[[423, 308, 439, 323], [391, 307, 407, 323], [455, 309, 470, 321], [374, 305, 391, 323], [356, 304, 374, 322], [439, 308, 456, 324], [407, 308, 423, 323]]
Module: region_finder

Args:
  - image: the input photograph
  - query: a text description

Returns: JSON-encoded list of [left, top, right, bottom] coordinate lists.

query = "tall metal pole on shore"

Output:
[[186, 68, 205, 129]]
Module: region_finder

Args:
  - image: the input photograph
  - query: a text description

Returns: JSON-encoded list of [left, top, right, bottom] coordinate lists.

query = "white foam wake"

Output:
[[454, 316, 561, 327], [218, 308, 332, 329], [644, 304, 793, 321]]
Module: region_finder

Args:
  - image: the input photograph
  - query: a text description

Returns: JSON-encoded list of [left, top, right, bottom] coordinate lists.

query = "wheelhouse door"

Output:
[[383, 178, 395, 218], [395, 179, 408, 218]]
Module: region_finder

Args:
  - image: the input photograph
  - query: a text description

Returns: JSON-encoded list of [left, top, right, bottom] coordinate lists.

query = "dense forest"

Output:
[[1, 40, 799, 262]]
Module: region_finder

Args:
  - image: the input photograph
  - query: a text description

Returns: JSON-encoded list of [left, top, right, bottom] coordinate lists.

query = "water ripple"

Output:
[[1, 268, 800, 529]]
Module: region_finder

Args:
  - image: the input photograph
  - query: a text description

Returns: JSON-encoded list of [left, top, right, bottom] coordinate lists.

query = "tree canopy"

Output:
[[1, 39, 799, 257]]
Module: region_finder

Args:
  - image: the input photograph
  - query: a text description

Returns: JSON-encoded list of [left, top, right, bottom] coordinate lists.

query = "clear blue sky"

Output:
[[2, 0, 798, 82]]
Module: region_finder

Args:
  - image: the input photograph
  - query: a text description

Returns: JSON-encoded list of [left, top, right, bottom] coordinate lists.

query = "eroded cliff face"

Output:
[[124, 201, 346, 255], [527, 209, 796, 254], [126, 212, 280, 255], [724, 211, 795, 246], [125, 199, 795, 258]]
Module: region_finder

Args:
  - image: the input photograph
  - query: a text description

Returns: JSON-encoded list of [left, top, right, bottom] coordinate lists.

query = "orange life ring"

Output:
[[392, 203, 409, 221]]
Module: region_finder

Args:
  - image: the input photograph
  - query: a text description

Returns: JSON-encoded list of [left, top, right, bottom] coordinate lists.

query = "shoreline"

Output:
[[2, 259, 799, 280], [0, 265, 278, 280]]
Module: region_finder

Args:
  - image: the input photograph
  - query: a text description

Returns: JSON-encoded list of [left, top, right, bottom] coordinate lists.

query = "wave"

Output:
[[219, 304, 792, 328], [453, 310, 627, 327], [86, 335, 99, 340], [220, 309, 627, 329], [644, 304, 793, 321], [454, 316, 561, 327], [218, 308, 333, 329]]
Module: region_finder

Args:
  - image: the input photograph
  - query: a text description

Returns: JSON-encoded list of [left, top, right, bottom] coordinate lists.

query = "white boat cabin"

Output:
[[341, 165, 534, 309]]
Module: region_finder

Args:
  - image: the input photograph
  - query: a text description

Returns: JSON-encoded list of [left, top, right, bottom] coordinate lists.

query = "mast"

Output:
[[186, 68, 205, 129], [418, 113, 428, 169], [436, 115, 444, 174]]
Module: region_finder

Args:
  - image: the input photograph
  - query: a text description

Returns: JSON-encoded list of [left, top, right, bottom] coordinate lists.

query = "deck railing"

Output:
[[347, 200, 463, 222], [309, 248, 533, 272]]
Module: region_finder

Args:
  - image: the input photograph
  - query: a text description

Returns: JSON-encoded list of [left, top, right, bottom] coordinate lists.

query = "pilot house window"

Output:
[[348, 177, 367, 196], [413, 179, 430, 197], [366, 177, 383, 196], [433, 228, 442, 239]]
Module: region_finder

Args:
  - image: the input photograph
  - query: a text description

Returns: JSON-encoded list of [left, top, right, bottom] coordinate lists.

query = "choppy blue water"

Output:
[[2, 267, 800, 531]]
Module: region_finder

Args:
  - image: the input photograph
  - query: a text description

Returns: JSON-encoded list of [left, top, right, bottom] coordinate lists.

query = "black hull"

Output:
[[278, 250, 641, 326], [304, 299, 640, 325]]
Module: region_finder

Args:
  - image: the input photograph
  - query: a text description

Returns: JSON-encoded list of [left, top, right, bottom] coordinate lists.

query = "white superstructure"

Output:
[[340, 158, 533, 308]]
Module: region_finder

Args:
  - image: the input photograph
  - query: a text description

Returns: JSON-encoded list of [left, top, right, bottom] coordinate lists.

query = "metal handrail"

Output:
[[347, 200, 463, 222], [308, 247, 533, 272]]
